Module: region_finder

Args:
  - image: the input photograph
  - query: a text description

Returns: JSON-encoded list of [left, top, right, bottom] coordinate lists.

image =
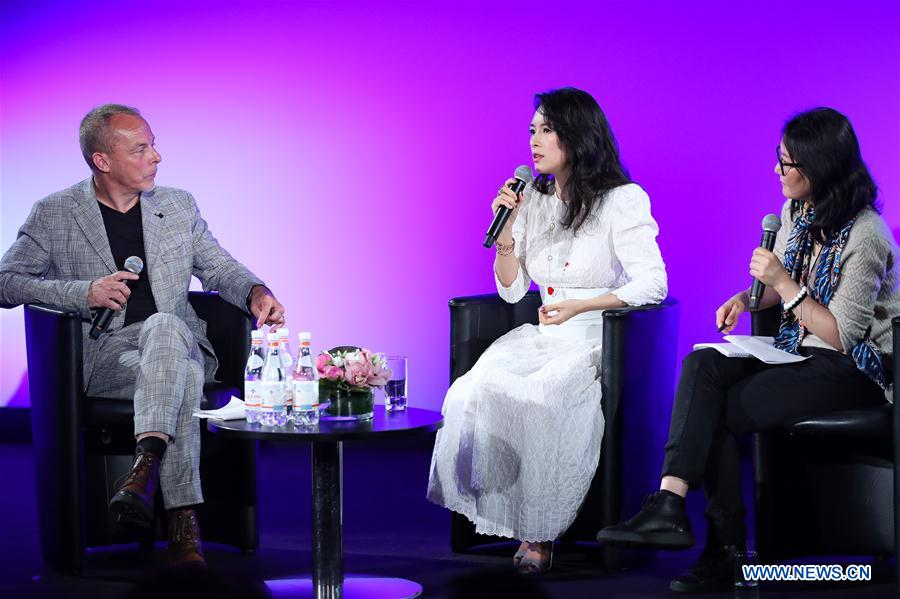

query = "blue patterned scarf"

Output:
[[773, 203, 886, 389]]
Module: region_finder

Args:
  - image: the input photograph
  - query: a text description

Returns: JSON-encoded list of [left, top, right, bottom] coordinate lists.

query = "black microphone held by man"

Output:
[[483, 165, 533, 248], [89, 255, 144, 339]]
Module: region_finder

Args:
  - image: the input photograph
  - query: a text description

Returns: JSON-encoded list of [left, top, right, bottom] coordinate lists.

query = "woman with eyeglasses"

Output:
[[597, 107, 899, 594]]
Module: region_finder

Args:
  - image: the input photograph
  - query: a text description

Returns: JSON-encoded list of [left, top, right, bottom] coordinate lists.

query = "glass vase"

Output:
[[323, 388, 374, 421]]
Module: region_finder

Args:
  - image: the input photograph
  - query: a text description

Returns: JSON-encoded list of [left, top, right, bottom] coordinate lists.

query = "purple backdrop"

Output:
[[1, 0, 898, 410]]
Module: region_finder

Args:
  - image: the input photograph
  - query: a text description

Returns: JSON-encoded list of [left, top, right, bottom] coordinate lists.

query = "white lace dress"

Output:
[[426, 182, 667, 541]]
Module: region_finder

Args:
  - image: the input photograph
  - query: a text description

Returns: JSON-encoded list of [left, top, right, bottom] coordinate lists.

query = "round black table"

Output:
[[208, 407, 443, 599]]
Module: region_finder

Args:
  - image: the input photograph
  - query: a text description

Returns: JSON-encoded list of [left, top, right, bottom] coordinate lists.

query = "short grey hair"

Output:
[[79, 104, 142, 170]]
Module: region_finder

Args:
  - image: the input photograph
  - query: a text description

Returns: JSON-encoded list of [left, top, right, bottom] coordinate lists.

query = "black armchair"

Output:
[[25, 291, 259, 575], [752, 308, 899, 588], [447, 291, 680, 560]]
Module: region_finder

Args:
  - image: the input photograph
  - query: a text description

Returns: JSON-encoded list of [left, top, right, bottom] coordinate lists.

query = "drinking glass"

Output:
[[385, 356, 408, 411], [734, 549, 759, 598]]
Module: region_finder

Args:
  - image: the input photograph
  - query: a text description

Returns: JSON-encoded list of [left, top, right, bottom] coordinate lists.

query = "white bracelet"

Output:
[[784, 286, 808, 311]]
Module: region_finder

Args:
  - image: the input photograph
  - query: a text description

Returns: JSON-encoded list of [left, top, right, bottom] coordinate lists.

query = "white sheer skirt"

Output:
[[426, 323, 605, 542]]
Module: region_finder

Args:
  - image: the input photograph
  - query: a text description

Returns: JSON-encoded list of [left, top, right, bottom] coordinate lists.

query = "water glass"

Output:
[[385, 355, 408, 411], [734, 549, 759, 598]]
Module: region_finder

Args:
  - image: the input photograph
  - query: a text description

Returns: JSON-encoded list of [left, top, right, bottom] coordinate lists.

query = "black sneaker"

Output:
[[669, 544, 740, 593], [596, 490, 694, 549]]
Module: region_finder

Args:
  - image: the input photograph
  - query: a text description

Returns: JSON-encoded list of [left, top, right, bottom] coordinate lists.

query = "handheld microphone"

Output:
[[89, 256, 144, 339], [483, 165, 533, 248], [748, 214, 782, 310]]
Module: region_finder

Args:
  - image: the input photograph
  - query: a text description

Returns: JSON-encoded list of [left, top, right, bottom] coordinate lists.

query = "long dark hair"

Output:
[[532, 88, 631, 232], [783, 107, 878, 241]]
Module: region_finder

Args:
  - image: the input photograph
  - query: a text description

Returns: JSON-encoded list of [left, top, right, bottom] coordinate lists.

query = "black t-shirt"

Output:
[[97, 200, 158, 327]]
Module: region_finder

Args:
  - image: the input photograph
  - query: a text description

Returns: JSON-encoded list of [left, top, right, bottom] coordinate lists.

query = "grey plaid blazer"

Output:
[[0, 177, 265, 386]]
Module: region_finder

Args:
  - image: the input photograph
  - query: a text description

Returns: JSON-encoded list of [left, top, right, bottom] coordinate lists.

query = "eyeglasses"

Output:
[[776, 145, 801, 176]]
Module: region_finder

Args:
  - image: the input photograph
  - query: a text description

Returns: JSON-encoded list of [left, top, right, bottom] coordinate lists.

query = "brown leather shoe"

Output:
[[109, 448, 160, 530], [168, 508, 206, 566]]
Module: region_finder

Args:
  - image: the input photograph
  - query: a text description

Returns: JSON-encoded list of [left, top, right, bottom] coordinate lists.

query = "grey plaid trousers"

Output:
[[86, 312, 208, 509]]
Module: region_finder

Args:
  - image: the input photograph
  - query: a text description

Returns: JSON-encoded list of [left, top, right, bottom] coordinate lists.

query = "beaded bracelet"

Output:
[[496, 239, 515, 256], [784, 286, 808, 311]]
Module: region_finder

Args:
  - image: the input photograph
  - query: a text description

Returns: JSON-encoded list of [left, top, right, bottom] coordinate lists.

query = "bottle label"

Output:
[[247, 355, 264, 370], [293, 380, 320, 410], [261, 381, 284, 410], [244, 380, 261, 407]]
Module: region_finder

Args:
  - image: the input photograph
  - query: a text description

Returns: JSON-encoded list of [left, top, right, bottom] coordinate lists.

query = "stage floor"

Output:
[[0, 438, 894, 598]]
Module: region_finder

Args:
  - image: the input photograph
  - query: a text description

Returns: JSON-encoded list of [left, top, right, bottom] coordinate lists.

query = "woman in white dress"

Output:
[[426, 87, 668, 573]]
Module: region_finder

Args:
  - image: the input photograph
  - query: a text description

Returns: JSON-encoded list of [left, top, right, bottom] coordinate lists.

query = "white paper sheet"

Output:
[[692, 342, 751, 358], [723, 335, 811, 364], [192, 396, 246, 420]]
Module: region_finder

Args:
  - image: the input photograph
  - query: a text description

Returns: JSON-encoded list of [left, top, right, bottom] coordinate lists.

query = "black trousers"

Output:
[[660, 347, 886, 546]]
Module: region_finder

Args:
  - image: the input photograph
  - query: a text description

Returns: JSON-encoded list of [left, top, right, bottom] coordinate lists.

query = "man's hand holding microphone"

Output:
[[88, 270, 138, 311], [88, 256, 143, 339]]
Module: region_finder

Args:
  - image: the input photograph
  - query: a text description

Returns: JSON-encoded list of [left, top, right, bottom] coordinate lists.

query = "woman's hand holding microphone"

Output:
[[492, 179, 526, 289], [491, 178, 525, 239]]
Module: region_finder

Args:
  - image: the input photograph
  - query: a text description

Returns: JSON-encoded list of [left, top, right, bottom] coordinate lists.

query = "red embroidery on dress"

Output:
[[548, 287, 555, 296]]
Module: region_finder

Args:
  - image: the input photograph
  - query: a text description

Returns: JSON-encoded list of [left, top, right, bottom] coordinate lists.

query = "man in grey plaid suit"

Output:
[[0, 104, 286, 565]]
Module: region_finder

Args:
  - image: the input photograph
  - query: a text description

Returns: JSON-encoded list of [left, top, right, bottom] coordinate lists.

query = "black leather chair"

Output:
[[24, 291, 259, 575], [447, 291, 680, 562], [753, 308, 899, 588]]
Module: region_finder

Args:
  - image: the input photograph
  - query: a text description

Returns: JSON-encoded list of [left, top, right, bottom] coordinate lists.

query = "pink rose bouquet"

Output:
[[316, 347, 393, 392]]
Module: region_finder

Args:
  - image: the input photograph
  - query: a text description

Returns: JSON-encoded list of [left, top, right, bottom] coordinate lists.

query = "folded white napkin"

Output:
[[192, 396, 245, 420]]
